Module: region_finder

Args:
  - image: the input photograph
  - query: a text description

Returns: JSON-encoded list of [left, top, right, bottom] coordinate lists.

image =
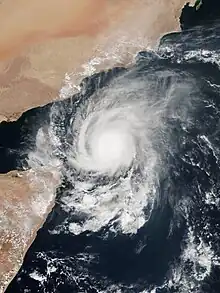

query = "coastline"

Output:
[[0, 0, 194, 292]]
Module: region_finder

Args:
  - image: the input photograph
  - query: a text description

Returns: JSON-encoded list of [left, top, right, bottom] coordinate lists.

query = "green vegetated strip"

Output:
[[195, 0, 203, 11]]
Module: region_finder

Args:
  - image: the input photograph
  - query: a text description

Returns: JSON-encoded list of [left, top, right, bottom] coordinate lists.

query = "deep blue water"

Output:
[[1, 1, 220, 292]]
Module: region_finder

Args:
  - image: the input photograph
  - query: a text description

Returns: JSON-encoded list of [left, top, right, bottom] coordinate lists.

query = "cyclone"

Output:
[[43, 62, 199, 235], [69, 104, 138, 175]]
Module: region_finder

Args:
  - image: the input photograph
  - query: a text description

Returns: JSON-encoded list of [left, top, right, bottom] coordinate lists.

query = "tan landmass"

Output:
[[0, 0, 194, 292], [0, 169, 60, 292], [0, 0, 194, 120]]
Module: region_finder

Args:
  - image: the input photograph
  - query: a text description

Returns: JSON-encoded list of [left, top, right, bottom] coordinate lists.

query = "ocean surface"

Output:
[[1, 2, 220, 292]]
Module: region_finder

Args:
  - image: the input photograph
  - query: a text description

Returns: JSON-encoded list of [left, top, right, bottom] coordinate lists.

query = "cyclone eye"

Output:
[[91, 126, 135, 172]]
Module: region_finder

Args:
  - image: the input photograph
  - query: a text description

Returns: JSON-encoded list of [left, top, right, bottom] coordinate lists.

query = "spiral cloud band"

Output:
[[31, 62, 197, 235]]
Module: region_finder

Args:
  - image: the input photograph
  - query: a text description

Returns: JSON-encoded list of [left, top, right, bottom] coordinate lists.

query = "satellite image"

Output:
[[1, 0, 220, 292]]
